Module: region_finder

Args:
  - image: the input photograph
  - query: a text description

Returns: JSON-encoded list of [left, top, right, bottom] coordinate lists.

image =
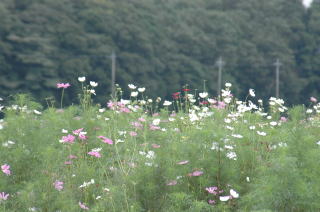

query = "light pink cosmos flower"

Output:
[[0, 192, 9, 200], [131, 122, 143, 129], [1, 164, 11, 176], [129, 131, 137, 137], [217, 101, 226, 109], [62, 134, 76, 143], [53, 180, 64, 191], [78, 133, 88, 140], [98, 136, 113, 145], [208, 199, 216, 205], [73, 128, 84, 135], [149, 125, 160, 131], [57, 83, 71, 89], [188, 170, 203, 177], [79, 202, 89, 210], [152, 144, 160, 148], [88, 151, 101, 158], [64, 161, 72, 165], [177, 160, 189, 165], [280, 116, 288, 122], [206, 187, 218, 194], [166, 180, 177, 186], [68, 155, 77, 159], [310, 97, 317, 103], [138, 117, 146, 122]]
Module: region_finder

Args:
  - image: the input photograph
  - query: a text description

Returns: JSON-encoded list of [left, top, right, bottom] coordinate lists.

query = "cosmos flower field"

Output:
[[1, 78, 320, 211]]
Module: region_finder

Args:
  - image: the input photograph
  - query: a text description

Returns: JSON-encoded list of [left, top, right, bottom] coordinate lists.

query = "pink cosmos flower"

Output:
[[79, 202, 89, 210], [107, 101, 115, 109], [177, 160, 189, 165], [64, 161, 72, 165], [53, 180, 64, 191], [149, 125, 160, 131], [78, 133, 88, 140], [188, 170, 203, 177], [166, 180, 177, 186], [129, 131, 137, 137], [62, 134, 76, 143], [98, 136, 113, 145], [217, 101, 226, 109], [1, 164, 11, 176], [119, 107, 130, 113], [73, 128, 84, 135], [310, 97, 317, 103], [206, 187, 218, 194], [208, 199, 216, 205], [0, 192, 9, 200], [131, 122, 143, 129], [280, 116, 287, 122], [88, 151, 101, 158], [138, 117, 146, 122], [57, 83, 71, 89], [68, 155, 77, 159], [152, 144, 160, 148]]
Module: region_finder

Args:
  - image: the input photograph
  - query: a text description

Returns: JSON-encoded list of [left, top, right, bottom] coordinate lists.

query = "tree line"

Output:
[[0, 0, 319, 105]]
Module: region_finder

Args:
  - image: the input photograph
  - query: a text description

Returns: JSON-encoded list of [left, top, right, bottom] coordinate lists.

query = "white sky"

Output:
[[302, 0, 314, 8]]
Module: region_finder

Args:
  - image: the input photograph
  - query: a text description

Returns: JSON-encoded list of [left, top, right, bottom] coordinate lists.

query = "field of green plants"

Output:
[[1, 78, 320, 212]]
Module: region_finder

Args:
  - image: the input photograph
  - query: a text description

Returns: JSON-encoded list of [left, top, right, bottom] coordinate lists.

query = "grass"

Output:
[[0, 82, 320, 211]]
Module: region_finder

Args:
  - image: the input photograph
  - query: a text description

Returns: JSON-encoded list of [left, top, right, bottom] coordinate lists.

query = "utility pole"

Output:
[[111, 51, 116, 96], [273, 58, 282, 98], [216, 57, 225, 96]]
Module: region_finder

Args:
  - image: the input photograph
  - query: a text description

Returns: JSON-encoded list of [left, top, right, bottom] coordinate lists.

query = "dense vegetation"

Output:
[[1, 80, 320, 211], [0, 0, 320, 105]]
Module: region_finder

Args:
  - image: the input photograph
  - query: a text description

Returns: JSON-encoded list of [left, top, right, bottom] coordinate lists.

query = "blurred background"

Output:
[[0, 0, 319, 106]]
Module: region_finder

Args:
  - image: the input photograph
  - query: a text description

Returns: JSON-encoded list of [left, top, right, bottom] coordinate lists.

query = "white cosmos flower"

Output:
[[131, 91, 138, 97], [33, 110, 42, 115], [246, 177, 250, 182], [230, 189, 239, 198], [221, 89, 231, 97], [231, 134, 243, 138], [208, 98, 216, 104], [225, 82, 232, 87], [257, 131, 267, 136], [138, 87, 145, 92], [199, 92, 208, 98], [152, 119, 161, 126], [78, 77, 86, 82], [316, 141, 320, 145], [115, 139, 124, 144], [90, 81, 98, 87], [249, 126, 256, 130], [306, 109, 313, 114], [270, 121, 277, 126], [128, 84, 136, 89], [249, 89, 255, 97], [90, 89, 96, 95], [224, 97, 232, 104], [226, 151, 237, 160], [62, 129, 68, 133], [219, 196, 230, 201], [163, 101, 172, 106], [120, 99, 130, 105]]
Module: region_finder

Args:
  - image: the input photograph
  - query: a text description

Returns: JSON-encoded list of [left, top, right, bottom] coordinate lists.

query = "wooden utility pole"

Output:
[[216, 57, 225, 96], [111, 51, 116, 96], [274, 59, 282, 98]]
